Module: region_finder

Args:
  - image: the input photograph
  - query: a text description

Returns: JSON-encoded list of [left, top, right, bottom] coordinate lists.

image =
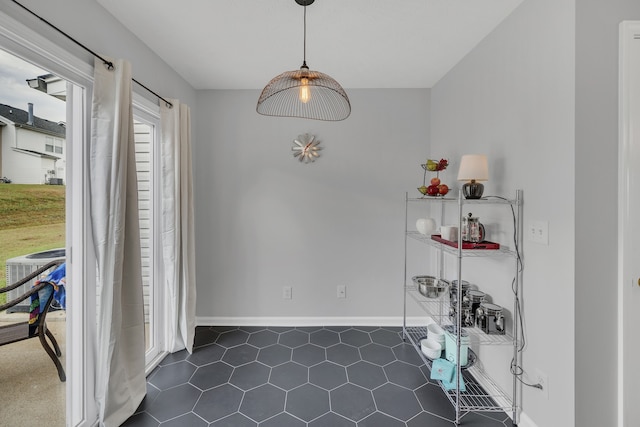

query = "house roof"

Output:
[[0, 103, 66, 138]]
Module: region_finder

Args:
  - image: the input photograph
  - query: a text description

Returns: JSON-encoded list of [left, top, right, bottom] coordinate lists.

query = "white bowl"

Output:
[[427, 323, 445, 340], [420, 339, 443, 359]]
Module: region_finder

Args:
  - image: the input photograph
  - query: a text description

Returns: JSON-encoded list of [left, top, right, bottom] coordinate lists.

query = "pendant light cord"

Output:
[[11, 0, 173, 108], [302, 3, 308, 68]]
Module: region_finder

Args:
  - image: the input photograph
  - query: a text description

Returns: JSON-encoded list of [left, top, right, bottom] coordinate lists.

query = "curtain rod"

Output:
[[11, 0, 173, 108]]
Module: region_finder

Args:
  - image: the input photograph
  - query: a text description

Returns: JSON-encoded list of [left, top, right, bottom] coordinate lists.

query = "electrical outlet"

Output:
[[282, 286, 292, 300], [337, 285, 346, 298], [528, 220, 549, 245], [535, 369, 548, 399]]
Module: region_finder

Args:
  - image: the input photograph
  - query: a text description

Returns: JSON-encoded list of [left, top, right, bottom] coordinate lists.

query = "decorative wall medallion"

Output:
[[292, 133, 322, 163]]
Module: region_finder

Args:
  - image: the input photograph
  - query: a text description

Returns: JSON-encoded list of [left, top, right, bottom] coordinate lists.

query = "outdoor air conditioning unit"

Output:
[[5, 248, 65, 312]]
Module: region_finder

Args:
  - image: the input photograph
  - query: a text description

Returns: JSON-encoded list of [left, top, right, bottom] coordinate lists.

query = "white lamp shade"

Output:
[[457, 154, 489, 182]]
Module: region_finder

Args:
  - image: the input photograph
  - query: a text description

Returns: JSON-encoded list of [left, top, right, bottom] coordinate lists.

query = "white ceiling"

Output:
[[96, 0, 523, 90]]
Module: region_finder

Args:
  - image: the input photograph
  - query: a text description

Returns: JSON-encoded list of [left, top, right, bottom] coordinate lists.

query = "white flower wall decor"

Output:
[[292, 133, 322, 163]]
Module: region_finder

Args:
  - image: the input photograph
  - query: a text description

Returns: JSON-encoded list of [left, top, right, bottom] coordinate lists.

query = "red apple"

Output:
[[427, 185, 439, 196], [438, 184, 449, 195], [430, 177, 441, 186]]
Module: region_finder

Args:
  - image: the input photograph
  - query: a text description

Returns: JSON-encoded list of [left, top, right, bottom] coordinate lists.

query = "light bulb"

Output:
[[299, 77, 310, 103]]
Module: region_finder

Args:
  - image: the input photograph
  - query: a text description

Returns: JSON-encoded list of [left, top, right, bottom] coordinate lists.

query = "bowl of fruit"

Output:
[[418, 158, 449, 197]]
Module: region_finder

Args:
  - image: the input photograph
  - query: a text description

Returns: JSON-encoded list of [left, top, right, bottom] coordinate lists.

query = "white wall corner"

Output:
[[518, 411, 538, 427]]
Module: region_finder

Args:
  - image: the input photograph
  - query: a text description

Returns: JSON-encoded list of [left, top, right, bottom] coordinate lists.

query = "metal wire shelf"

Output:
[[403, 326, 514, 413], [406, 232, 516, 258]]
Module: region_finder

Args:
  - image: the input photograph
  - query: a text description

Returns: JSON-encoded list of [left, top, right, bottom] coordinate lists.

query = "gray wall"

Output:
[[194, 89, 430, 321], [430, 0, 575, 425], [0, 0, 196, 108], [576, 1, 640, 427]]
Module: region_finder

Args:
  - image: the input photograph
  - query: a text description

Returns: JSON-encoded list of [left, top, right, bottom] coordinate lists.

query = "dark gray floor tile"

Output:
[[474, 411, 510, 422], [269, 361, 308, 390], [268, 326, 295, 333], [308, 412, 356, 427], [370, 329, 403, 347], [193, 327, 219, 348], [240, 326, 267, 333], [359, 343, 396, 366], [324, 326, 351, 332], [211, 326, 238, 333], [247, 330, 279, 348], [309, 361, 347, 390], [135, 383, 161, 414], [149, 361, 197, 390], [393, 343, 425, 366], [240, 384, 286, 422], [161, 412, 208, 427], [229, 362, 271, 390], [211, 412, 257, 427], [385, 360, 428, 390], [222, 344, 259, 366], [297, 326, 323, 332], [147, 383, 201, 422], [458, 412, 510, 426], [257, 344, 292, 367], [159, 349, 189, 366], [327, 343, 361, 366], [373, 383, 423, 421], [187, 343, 225, 366], [130, 326, 506, 427], [259, 412, 305, 427], [190, 361, 233, 390], [331, 383, 376, 422], [121, 412, 160, 427], [340, 329, 372, 347], [292, 343, 326, 367], [216, 329, 250, 347], [407, 412, 454, 427], [193, 384, 243, 422], [310, 329, 340, 347], [286, 383, 330, 421], [414, 383, 455, 419], [353, 326, 380, 333], [279, 330, 309, 348], [357, 412, 406, 427], [347, 361, 387, 389]]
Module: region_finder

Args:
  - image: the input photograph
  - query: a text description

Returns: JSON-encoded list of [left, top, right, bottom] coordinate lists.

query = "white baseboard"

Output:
[[196, 316, 429, 327]]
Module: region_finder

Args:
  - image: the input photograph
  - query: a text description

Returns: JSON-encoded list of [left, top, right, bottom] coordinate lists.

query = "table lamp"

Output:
[[457, 154, 489, 199]]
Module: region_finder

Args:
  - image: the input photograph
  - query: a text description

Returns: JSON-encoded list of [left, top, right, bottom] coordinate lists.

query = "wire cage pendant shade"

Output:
[[256, 0, 351, 121], [257, 64, 351, 121]]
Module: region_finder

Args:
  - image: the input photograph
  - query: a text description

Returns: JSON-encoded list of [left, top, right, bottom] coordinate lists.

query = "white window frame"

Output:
[[0, 9, 166, 426], [132, 93, 166, 372]]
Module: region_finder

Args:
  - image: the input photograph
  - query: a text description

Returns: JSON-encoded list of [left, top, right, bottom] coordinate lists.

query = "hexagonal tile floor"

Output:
[[122, 326, 513, 426]]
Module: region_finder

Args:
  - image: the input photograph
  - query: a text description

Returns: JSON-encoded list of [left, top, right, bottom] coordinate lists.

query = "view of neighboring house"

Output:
[[0, 101, 66, 184]]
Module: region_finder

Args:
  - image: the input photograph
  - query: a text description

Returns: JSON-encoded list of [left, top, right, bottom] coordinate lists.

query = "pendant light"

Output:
[[256, 0, 351, 121]]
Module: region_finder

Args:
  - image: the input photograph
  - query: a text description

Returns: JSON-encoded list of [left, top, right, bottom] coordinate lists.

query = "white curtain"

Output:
[[90, 57, 146, 426], [161, 99, 197, 353]]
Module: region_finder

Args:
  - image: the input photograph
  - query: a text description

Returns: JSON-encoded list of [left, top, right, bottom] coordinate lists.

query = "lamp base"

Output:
[[462, 182, 484, 199]]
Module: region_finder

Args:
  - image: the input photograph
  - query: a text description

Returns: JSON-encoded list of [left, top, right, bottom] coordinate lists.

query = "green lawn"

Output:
[[0, 184, 65, 303]]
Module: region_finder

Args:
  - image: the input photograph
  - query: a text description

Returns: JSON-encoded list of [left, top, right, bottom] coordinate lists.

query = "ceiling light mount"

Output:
[[257, 0, 351, 121]]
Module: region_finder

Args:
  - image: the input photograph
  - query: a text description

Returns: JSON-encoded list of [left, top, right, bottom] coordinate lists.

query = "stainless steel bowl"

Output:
[[412, 275, 450, 299]]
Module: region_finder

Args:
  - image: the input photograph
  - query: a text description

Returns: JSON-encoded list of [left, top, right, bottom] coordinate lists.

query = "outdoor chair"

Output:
[[0, 259, 66, 382]]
